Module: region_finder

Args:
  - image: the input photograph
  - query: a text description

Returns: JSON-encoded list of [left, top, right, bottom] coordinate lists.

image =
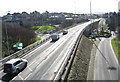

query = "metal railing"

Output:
[[0, 36, 51, 70], [52, 26, 85, 81], [52, 20, 100, 81]]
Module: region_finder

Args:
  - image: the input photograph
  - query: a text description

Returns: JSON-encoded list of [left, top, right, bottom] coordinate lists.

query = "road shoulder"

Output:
[[87, 38, 100, 80]]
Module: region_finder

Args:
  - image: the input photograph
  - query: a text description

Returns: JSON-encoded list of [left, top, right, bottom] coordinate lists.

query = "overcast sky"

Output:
[[0, 0, 119, 16]]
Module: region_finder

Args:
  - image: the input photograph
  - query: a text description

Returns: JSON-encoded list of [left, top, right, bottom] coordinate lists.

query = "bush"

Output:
[[35, 37, 41, 41]]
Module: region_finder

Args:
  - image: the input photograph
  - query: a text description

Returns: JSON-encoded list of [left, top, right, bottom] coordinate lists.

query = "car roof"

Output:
[[5, 58, 22, 64]]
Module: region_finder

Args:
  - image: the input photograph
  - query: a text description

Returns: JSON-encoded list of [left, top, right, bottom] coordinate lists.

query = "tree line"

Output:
[[2, 22, 36, 57], [106, 12, 120, 39]]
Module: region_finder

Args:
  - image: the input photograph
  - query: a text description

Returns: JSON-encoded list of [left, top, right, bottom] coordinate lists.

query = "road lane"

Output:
[[1, 20, 99, 81], [12, 21, 90, 80], [28, 35, 74, 80], [95, 37, 119, 80]]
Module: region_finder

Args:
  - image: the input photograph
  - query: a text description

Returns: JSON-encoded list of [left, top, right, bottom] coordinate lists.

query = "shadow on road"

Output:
[[1, 68, 26, 81], [107, 66, 117, 70], [2, 73, 18, 81]]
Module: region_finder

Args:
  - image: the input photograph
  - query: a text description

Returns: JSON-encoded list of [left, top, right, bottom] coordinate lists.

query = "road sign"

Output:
[[13, 43, 23, 49]]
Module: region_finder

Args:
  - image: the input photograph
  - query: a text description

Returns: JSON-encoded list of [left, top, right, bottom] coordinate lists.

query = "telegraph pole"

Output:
[[74, 0, 77, 23], [5, 11, 10, 56], [90, 0, 93, 34], [90, 0, 92, 17], [5, 21, 10, 55]]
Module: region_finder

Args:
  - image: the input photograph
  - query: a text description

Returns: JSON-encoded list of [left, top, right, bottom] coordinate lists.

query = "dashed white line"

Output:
[[28, 60, 36, 67]]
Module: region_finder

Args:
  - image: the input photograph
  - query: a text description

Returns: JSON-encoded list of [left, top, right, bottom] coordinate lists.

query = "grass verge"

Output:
[[111, 38, 120, 61], [32, 26, 55, 33]]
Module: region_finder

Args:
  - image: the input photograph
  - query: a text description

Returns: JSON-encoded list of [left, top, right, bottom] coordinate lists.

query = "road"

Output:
[[0, 20, 99, 81], [94, 37, 119, 80]]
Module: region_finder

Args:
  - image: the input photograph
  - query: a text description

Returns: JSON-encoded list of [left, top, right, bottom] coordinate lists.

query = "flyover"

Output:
[[0, 19, 99, 81]]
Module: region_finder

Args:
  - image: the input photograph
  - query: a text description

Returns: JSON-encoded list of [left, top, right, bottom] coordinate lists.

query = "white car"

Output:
[[4, 58, 28, 74]]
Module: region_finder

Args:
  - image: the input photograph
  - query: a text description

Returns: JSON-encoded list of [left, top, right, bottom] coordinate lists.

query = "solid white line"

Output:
[[18, 74, 24, 80], [93, 51, 97, 80], [12, 76, 17, 80], [107, 63, 112, 80], [110, 39, 118, 64], [0, 70, 3, 73], [27, 66, 32, 71], [28, 60, 36, 67], [94, 39, 103, 80], [24, 73, 32, 80]]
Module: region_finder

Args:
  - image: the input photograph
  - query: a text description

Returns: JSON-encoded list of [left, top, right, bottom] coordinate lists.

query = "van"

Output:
[[51, 34, 60, 41], [4, 58, 28, 74]]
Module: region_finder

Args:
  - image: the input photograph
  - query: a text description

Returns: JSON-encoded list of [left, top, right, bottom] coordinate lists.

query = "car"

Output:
[[4, 58, 28, 74], [62, 30, 68, 35], [51, 34, 60, 41]]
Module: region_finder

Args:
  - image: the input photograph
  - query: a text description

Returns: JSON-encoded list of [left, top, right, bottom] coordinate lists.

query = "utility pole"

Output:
[[5, 22, 10, 56], [5, 11, 10, 56], [74, 0, 77, 23], [90, 0, 93, 34], [90, 0, 92, 17]]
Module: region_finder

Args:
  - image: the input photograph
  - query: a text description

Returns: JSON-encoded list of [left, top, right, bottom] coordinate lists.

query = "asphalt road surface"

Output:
[[94, 37, 119, 81], [0, 20, 99, 81]]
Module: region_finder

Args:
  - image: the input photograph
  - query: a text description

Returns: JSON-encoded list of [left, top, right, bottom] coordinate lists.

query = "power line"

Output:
[[91, 40, 112, 67]]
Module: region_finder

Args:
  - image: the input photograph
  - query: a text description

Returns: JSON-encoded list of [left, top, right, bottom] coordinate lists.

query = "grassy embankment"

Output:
[[68, 35, 93, 80], [32, 25, 55, 33], [111, 38, 120, 61], [32, 25, 55, 41]]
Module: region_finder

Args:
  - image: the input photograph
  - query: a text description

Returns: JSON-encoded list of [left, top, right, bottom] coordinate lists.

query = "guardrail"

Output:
[[0, 36, 51, 70], [0, 22, 84, 71], [52, 27, 85, 81], [52, 20, 99, 81]]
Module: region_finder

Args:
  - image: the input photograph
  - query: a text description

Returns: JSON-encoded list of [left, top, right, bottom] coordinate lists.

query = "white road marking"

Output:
[[107, 63, 112, 80], [27, 66, 32, 71], [0, 70, 3, 73], [23, 41, 50, 59], [18, 74, 24, 80], [28, 60, 36, 67], [12, 76, 17, 80], [24, 73, 32, 80], [11, 20, 99, 80]]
